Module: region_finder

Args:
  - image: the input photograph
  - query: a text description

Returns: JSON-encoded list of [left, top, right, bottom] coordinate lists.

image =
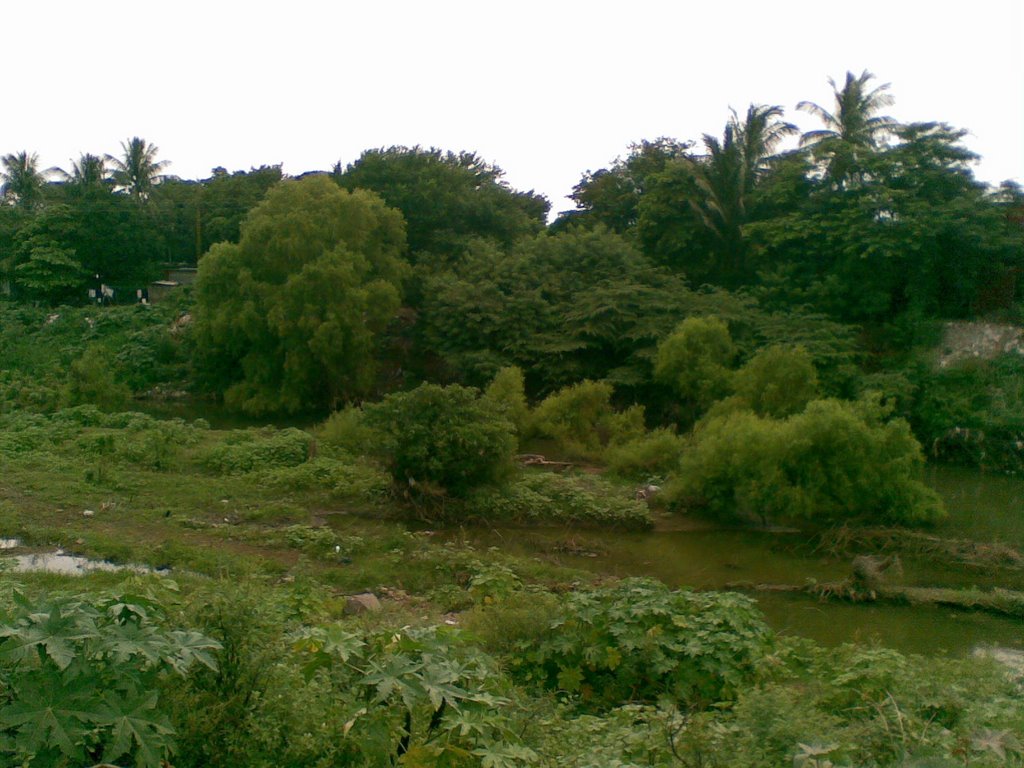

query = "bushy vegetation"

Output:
[[0, 580, 220, 768], [363, 383, 517, 500], [1, 569, 1020, 768], [655, 316, 736, 417], [529, 380, 646, 460], [516, 578, 774, 708], [908, 355, 1024, 471], [462, 471, 652, 529], [731, 344, 820, 418], [253, 456, 391, 502], [604, 427, 686, 481], [667, 398, 944, 526], [200, 427, 313, 475], [0, 303, 191, 414]]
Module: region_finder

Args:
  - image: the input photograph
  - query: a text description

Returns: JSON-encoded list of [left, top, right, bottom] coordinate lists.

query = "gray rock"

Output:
[[343, 592, 382, 614]]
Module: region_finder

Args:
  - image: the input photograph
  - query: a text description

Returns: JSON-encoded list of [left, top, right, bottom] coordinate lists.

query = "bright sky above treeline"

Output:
[[5, 0, 1022, 213]]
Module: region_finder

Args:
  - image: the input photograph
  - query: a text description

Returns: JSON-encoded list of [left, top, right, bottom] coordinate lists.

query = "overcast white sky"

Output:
[[5, 0, 1022, 214]]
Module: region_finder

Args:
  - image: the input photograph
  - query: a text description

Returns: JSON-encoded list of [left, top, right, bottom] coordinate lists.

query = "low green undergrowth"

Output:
[[512, 578, 774, 708], [461, 471, 652, 529], [1, 567, 1022, 768], [199, 427, 314, 474]]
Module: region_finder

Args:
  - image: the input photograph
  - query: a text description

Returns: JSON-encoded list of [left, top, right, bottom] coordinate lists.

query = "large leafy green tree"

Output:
[[147, 177, 203, 264], [555, 138, 691, 234], [421, 226, 695, 395], [7, 186, 155, 301], [197, 165, 282, 252], [193, 175, 410, 414], [750, 122, 1021, 321], [334, 146, 548, 271], [10, 205, 85, 303]]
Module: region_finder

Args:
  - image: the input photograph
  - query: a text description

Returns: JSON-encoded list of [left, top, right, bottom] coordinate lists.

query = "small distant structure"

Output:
[[148, 280, 180, 303], [87, 274, 115, 305], [164, 266, 198, 285], [148, 265, 198, 303]]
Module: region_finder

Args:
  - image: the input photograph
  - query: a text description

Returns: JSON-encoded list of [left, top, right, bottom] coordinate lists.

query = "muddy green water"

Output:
[[447, 466, 1024, 656]]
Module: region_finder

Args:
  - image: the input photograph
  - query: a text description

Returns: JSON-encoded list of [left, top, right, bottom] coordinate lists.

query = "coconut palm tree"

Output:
[[683, 104, 796, 283], [55, 153, 112, 191], [734, 104, 798, 192], [107, 137, 169, 201], [798, 70, 897, 184], [1, 151, 48, 209]]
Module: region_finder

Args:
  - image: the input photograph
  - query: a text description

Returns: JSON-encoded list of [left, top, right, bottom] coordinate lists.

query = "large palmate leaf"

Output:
[[94, 690, 175, 768], [0, 667, 98, 760], [0, 604, 99, 670]]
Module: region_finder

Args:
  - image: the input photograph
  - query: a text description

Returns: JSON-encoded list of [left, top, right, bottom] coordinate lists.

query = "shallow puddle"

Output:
[[3, 550, 150, 576]]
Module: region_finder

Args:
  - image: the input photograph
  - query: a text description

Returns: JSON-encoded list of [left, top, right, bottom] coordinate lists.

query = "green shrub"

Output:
[[667, 398, 944, 526], [363, 383, 516, 499], [463, 589, 563, 655], [315, 405, 375, 454], [909, 355, 1024, 471], [254, 456, 391, 501], [517, 578, 773, 708], [293, 624, 534, 765], [529, 380, 645, 459], [654, 316, 736, 416], [732, 344, 819, 417], [114, 323, 189, 391], [116, 419, 203, 471], [201, 428, 314, 474], [482, 365, 530, 435], [62, 352, 132, 410], [0, 371, 62, 413], [462, 471, 652, 529], [604, 428, 686, 481]]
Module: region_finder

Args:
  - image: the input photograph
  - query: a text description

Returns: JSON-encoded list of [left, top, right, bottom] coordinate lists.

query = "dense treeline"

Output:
[[3, 72, 1020, 319], [2, 70, 1023, 482]]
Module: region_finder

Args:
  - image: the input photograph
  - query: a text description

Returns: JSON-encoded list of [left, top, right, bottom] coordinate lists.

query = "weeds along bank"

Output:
[[1, 403, 1023, 764], [1, 571, 1022, 768]]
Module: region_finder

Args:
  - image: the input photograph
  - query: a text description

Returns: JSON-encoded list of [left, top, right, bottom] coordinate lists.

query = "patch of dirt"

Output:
[[937, 321, 1024, 369]]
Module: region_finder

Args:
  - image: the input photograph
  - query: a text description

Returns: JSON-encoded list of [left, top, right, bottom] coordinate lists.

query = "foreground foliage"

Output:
[[515, 578, 773, 708], [0, 580, 219, 768]]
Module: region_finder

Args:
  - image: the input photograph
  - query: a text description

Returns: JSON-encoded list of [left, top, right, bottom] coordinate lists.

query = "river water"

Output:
[[446, 465, 1024, 656]]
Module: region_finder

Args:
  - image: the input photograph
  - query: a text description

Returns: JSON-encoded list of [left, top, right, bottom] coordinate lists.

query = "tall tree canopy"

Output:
[[193, 175, 410, 414], [750, 122, 1020, 320], [335, 146, 548, 271], [55, 153, 112, 192], [637, 105, 795, 285], [555, 138, 691, 234]]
